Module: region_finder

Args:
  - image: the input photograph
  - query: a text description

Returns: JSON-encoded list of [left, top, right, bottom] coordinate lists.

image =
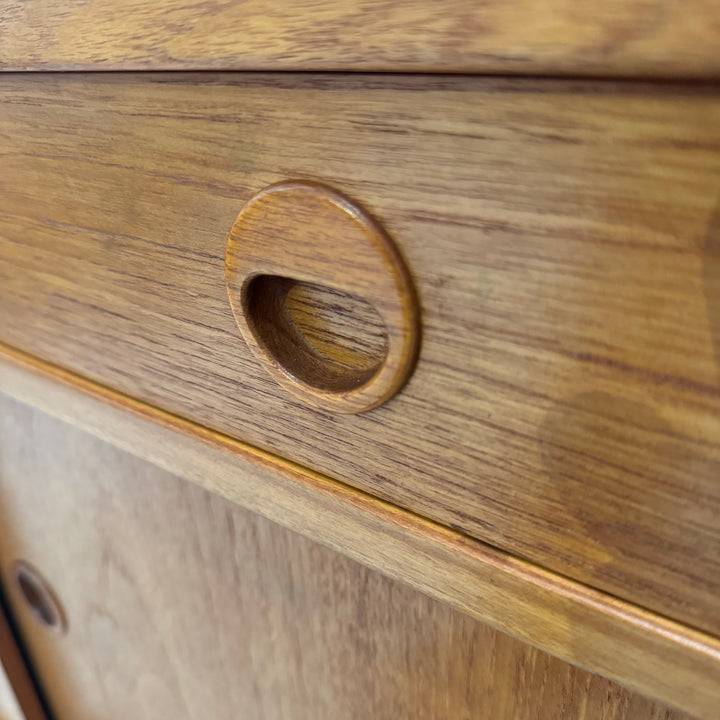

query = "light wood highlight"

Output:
[[225, 181, 420, 413], [0, 73, 718, 636], [0, 396, 699, 720], [1, 0, 720, 77], [0, 347, 718, 720]]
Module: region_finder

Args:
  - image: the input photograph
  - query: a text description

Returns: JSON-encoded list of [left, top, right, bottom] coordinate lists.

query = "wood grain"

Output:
[[0, 73, 719, 638], [0, 396, 699, 720], [225, 180, 420, 413], [281, 280, 390, 375], [1, 349, 719, 720], [1, 0, 720, 77]]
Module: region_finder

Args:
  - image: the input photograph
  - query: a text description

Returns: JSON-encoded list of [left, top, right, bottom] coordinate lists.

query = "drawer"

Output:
[[0, 73, 719, 637], [1, 0, 719, 78], [0, 395, 698, 720]]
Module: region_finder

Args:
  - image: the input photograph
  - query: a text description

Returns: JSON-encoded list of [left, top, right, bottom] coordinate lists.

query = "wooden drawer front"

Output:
[[2, 0, 720, 78], [0, 395, 696, 720], [0, 74, 719, 636]]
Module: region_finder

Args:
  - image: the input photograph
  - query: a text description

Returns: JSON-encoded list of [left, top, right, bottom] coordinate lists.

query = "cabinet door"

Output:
[[0, 395, 692, 720]]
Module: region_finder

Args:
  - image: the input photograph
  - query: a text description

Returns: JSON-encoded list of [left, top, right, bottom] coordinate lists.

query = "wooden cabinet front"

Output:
[[0, 394, 697, 720], [0, 73, 719, 637]]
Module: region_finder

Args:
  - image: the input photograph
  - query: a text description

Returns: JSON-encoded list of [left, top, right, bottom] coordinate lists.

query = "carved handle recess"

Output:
[[225, 181, 420, 414]]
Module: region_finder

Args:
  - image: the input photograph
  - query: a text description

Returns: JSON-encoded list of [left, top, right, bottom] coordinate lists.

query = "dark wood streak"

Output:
[[0, 586, 50, 720]]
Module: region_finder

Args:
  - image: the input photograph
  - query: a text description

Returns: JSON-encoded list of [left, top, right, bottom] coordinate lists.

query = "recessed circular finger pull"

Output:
[[225, 181, 421, 413], [13, 561, 66, 635]]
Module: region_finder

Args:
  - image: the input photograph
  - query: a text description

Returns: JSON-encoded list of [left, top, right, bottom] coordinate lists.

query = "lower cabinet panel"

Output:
[[0, 396, 693, 720]]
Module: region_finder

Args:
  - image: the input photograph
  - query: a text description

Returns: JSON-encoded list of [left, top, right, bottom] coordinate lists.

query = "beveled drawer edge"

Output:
[[2, 0, 720, 78], [0, 340, 717, 719]]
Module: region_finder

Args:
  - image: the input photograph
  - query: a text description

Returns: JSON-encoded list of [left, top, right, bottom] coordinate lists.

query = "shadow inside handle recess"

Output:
[[244, 275, 389, 393]]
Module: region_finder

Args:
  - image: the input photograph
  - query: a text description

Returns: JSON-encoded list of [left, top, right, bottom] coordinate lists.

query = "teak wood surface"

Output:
[[1, 347, 719, 720], [225, 180, 421, 413], [0, 73, 719, 638], [1, 0, 719, 78], [0, 393, 702, 720]]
